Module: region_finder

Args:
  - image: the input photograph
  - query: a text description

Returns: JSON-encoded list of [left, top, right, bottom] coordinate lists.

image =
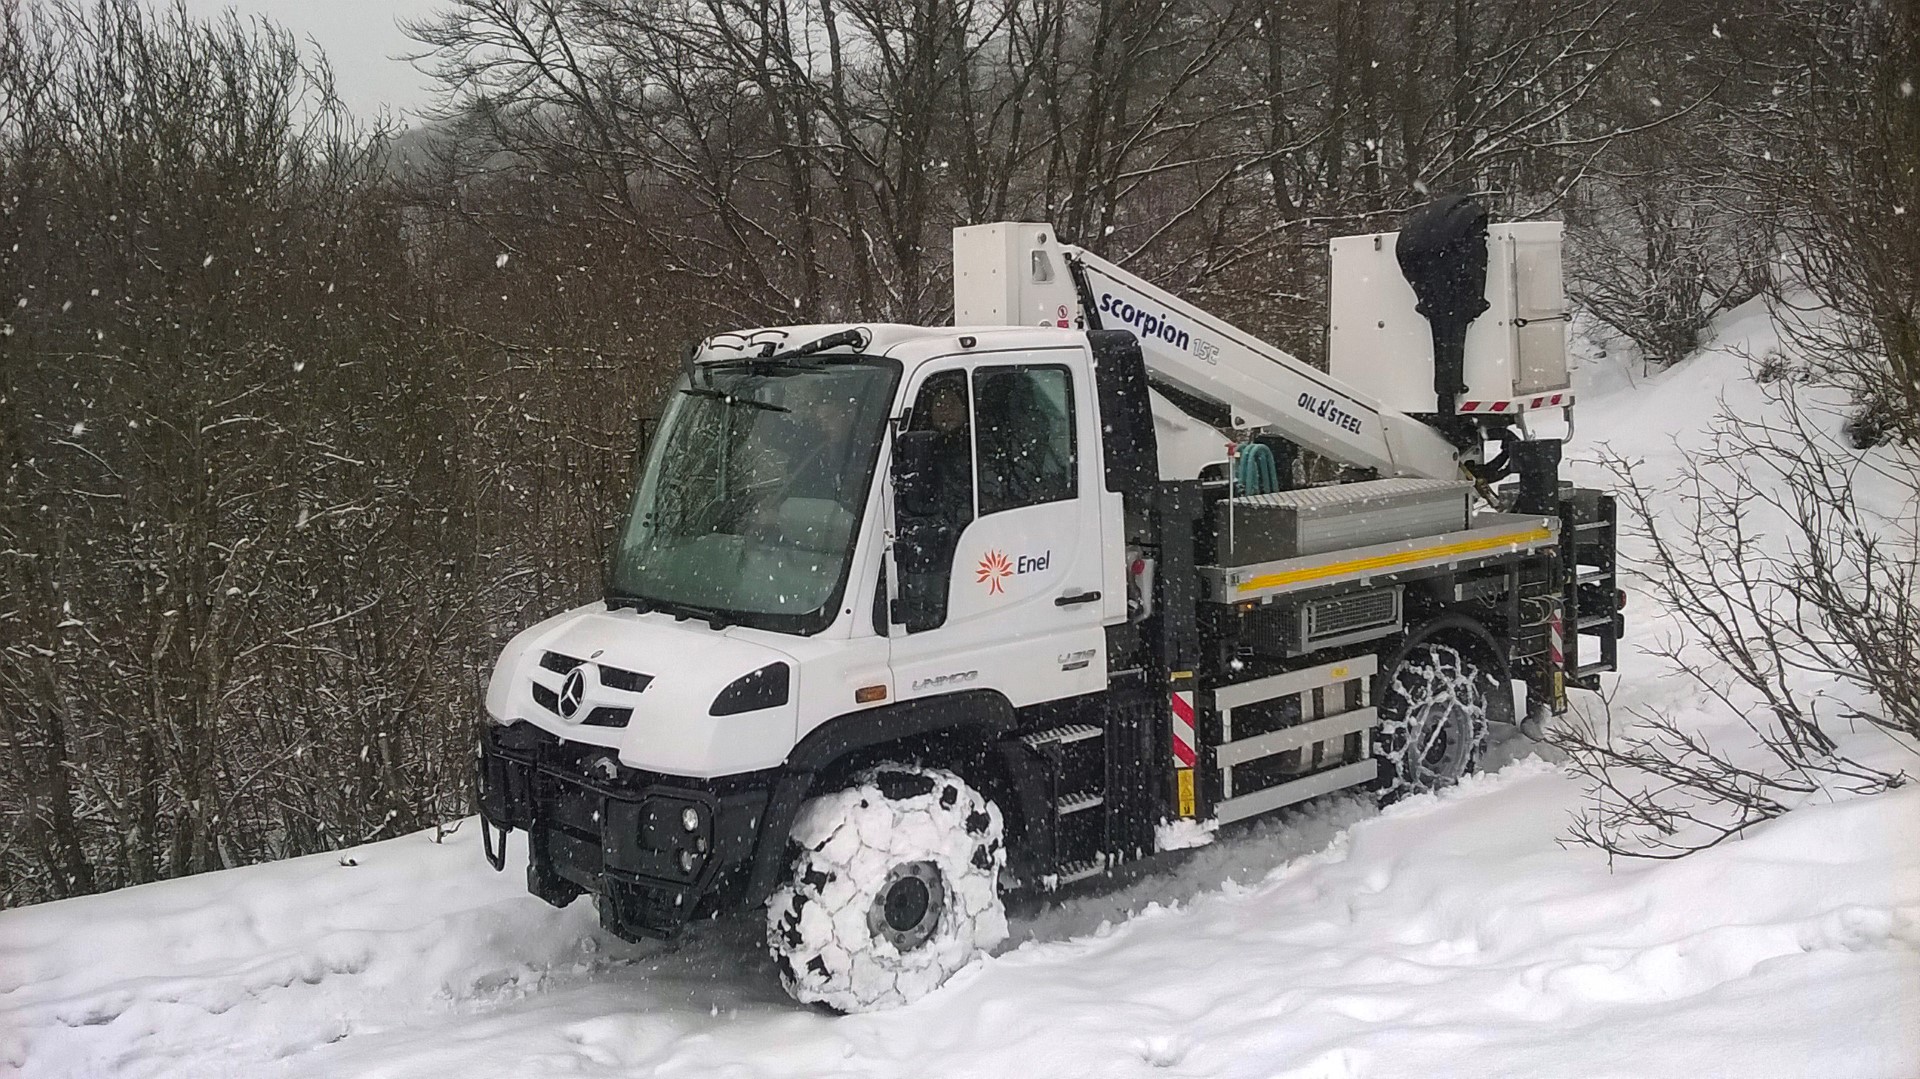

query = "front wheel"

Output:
[[1374, 641, 1491, 802], [766, 765, 1008, 1012]]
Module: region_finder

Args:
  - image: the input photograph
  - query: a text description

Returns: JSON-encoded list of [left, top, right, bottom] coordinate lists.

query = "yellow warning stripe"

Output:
[[1234, 527, 1554, 593]]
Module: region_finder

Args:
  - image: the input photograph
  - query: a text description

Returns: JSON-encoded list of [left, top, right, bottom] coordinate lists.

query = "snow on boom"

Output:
[[1099, 292, 1190, 350]]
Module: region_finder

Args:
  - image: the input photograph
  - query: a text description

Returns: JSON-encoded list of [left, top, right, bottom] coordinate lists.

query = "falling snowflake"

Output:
[[495, 253, 511, 269]]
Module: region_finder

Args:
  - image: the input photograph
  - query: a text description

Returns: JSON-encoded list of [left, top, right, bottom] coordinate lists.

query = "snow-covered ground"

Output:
[[5, 302, 1917, 1078]]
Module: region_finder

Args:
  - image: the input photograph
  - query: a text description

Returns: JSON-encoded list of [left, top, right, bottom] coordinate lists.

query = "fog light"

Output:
[[680, 806, 701, 832], [678, 849, 697, 874]]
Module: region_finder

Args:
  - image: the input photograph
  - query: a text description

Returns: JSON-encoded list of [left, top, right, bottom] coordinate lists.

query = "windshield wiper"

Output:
[[605, 590, 653, 614], [680, 386, 790, 413], [656, 598, 731, 630], [768, 327, 869, 362]]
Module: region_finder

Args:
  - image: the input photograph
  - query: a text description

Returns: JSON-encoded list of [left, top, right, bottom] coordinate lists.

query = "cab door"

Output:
[[886, 347, 1108, 707]]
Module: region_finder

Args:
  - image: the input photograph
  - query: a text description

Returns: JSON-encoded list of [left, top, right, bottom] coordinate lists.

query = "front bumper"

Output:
[[476, 721, 769, 939]]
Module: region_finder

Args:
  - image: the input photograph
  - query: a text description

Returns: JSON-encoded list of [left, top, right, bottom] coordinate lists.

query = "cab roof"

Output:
[[695, 323, 1089, 363]]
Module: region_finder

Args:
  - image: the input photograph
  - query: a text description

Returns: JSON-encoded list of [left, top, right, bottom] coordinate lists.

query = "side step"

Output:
[[1057, 791, 1104, 815], [1051, 856, 1107, 886], [1022, 721, 1110, 888], [1024, 723, 1103, 748]]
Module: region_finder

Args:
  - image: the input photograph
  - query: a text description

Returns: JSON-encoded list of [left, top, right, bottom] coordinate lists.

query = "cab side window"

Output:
[[974, 365, 1076, 516]]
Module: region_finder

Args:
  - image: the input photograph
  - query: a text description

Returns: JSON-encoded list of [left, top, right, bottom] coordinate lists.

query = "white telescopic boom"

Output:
[[952, 223, 1464, 480]]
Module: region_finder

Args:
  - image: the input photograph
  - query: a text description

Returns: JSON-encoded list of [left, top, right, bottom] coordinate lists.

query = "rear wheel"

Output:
[[766, 765, 1007, 1012], [1374, 641, 1490, 801]]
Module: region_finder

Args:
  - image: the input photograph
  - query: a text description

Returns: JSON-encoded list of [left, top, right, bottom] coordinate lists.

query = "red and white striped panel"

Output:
[[1548, 609, 1565, 670], [1457, 392, 1573, 415], [1170, 687, 1197, 768]]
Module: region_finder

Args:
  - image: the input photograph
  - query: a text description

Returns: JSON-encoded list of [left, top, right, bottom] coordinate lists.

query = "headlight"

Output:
[[709, 662, 791, 716], [680, 806, 701, 832]]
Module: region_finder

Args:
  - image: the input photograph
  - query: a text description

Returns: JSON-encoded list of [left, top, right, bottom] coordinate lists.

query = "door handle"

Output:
[[1055, 590, 1102, 606]]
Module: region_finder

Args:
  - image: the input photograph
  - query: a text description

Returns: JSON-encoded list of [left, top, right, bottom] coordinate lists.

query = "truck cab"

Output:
[[484, 324, 1126, 777]]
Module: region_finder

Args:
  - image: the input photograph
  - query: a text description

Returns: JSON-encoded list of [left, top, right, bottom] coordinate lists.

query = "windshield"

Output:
[[609, 357, 899, 633]]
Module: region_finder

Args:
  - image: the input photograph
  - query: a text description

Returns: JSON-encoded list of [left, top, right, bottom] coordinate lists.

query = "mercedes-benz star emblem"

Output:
[[559, 667, 586, 717]]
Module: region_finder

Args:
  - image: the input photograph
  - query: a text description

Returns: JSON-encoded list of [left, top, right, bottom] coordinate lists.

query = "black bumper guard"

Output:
[[476, 721, 767, 939]]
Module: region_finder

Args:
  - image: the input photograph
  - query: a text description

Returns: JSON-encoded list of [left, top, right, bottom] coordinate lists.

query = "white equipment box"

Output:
[[1329, 222, 1569, 414]]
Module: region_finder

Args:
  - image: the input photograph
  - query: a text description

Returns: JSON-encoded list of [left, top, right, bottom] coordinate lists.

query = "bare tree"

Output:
[[1743, 0, 1920, 445]]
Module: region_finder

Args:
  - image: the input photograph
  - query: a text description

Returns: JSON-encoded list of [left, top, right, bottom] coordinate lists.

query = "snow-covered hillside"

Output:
[[5, 304, 1917, 1079]]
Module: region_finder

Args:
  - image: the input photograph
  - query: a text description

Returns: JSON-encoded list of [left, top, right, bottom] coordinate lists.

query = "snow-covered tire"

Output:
[[1374, 641, 1491, 802], [766, 765, 1008, 1012]]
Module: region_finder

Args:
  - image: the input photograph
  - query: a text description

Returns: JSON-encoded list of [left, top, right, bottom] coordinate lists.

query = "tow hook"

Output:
[[481, 816, 510, 871]]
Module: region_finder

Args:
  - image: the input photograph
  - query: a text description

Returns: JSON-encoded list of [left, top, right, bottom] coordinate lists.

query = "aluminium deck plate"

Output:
[[1224, 477, 1474, 514], [1201, 512, 1559, 603]]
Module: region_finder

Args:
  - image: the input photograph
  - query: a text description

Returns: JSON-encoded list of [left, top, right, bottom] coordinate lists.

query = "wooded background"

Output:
[[2, 0, 1913, 903]]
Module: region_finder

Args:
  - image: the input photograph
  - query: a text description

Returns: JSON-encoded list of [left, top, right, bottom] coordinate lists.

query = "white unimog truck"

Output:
[[475, 197, 1623, 1011]]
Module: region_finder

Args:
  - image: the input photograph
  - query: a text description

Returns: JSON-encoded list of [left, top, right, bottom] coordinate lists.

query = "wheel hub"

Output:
[[868, 861, 945, 952], [1411, 695, 1474, 786]]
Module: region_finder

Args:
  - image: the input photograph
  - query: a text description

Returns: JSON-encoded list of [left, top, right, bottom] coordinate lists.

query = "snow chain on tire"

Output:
[[1375, 641, 1491, 802], [766, 765, 1008, 1012]]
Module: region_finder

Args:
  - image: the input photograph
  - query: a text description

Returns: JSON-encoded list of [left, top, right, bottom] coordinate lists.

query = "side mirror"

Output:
[[891, 429, 942, 522]]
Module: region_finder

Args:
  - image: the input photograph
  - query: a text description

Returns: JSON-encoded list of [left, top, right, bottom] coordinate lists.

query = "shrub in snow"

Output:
[[1552, 385, 1912, 857]]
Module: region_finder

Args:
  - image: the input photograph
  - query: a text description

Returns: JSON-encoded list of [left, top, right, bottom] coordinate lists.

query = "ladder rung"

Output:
[[1574, 661, 1613, 678], [1575, 567, 1611, 585], [1574, 520, 1611, 532], [1577, 614, 1616, 631], [1215, 707, 1378, 770], [1214, 759, 1378, 825]]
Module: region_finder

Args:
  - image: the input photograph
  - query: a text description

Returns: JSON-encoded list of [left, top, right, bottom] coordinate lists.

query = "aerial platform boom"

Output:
[[952, 223, 1465, 480]]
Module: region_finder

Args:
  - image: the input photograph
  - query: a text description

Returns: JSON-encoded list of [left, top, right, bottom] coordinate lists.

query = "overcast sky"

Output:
[[181, 0, 448, 120]]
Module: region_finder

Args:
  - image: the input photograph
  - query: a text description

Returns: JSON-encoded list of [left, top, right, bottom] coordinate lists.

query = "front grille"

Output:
[[1303, 587, 1401, 645], [530, 687, 632, 727], [541, 651, 652, 693], [581, 707, 633, 728], [600, 667, 652, 693]]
